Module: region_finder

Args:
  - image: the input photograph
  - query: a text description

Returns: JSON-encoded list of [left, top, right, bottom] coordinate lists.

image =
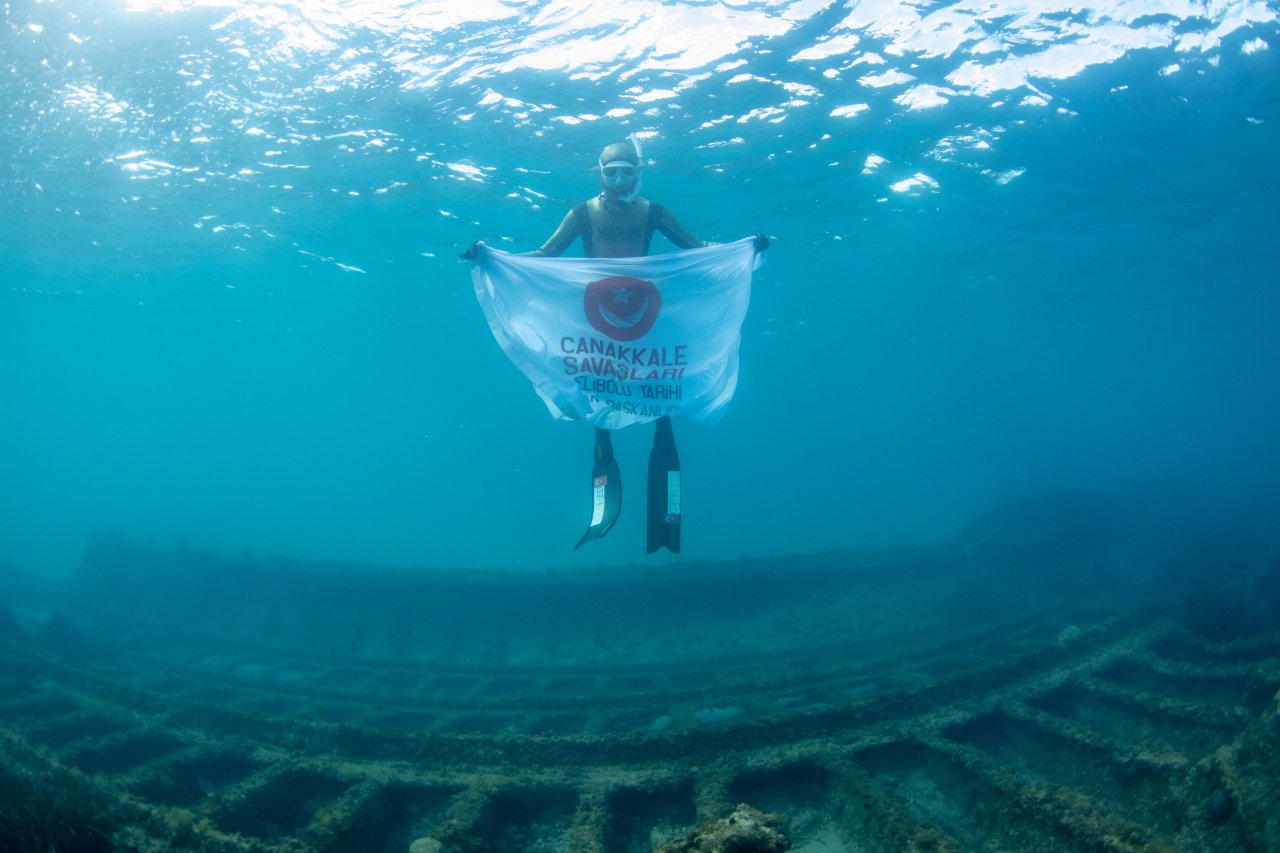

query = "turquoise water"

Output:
[[3, 0, 1278, 573]]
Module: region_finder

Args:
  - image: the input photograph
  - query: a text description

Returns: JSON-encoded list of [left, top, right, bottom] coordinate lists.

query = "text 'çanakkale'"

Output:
[[561, 336, 688, 382]]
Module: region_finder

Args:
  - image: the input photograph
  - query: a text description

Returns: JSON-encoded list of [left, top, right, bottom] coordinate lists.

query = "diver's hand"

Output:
[[460, 241, 481, 261], [753, 233, 771, 252]]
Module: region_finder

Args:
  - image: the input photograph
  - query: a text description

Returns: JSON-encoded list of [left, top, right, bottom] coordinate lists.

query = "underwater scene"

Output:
[[3, 0, 1280, 849]]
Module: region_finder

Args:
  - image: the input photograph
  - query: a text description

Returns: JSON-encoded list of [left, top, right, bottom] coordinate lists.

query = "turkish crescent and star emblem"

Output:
[[583, 276, 662, 341]]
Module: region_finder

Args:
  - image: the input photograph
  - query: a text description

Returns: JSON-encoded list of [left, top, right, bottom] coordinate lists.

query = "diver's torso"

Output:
[[585, 196, 651, 258]]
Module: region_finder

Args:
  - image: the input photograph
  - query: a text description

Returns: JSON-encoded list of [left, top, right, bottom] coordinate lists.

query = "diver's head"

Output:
[[598, 141, 641, 202]]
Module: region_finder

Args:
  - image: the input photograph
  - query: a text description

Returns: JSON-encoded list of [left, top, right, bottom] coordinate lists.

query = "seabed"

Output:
[[2, 499, 1279, 852]]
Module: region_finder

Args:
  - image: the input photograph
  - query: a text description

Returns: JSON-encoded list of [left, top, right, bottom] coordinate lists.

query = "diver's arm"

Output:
[[524, 210, 578, 257], [656, 209, 716, 250]]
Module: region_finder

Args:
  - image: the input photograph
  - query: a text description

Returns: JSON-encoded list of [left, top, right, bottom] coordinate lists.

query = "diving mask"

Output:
[[601, 160, 638, 184]]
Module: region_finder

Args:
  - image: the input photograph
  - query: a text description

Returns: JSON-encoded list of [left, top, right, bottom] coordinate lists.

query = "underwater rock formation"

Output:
[[656, 804, 789, 852]]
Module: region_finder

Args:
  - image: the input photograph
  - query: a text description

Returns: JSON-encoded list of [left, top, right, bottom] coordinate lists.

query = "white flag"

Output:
[[471, 237, 762, 430]]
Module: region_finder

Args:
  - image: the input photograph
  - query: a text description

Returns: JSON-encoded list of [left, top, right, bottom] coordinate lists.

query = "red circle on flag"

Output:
[[583, 276, 662, 341]]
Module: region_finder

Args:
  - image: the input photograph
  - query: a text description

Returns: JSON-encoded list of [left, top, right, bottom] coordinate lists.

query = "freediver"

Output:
[[464, 138, 769, 553]]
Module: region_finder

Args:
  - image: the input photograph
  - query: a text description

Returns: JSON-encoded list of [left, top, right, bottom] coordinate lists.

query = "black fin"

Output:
[[646, 416, 681, 554], [574, 429, 622, 550]]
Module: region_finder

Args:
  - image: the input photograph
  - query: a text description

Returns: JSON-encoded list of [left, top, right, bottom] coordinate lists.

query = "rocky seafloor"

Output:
[[2, 493, 1279, 851]]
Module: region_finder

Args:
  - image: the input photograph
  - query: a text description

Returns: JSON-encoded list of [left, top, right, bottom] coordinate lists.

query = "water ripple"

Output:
[[2, 0, 1276, 276]]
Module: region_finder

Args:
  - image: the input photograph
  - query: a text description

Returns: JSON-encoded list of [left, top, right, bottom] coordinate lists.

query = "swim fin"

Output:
[[646, 416, 681, 554], [574, 428, 622, 550]]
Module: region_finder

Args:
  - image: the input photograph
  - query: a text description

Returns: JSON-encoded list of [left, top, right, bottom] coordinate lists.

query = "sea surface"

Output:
[[3, 0, 1279, 574]]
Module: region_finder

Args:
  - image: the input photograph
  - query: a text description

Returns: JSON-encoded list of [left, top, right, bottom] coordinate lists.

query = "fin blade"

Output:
[[646, 418, 681, 554], [575, 432, 621, 550]]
